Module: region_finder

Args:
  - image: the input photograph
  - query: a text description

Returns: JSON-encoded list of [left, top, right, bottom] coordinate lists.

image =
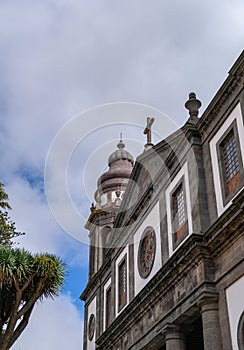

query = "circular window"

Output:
[[88, 314, 95, 341], [237, 311, 244, 350], [138, 227, 156, 279]]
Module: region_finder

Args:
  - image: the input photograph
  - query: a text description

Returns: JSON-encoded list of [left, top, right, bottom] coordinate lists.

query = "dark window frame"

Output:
[[105, 285, 112, 329], [118, 255, 127, 312], [170, 176, 188, 250], [216, 120, 244, 206]]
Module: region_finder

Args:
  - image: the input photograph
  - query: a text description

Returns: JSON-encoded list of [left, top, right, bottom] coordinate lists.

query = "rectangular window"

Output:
[[171, 179, 188, 249], [118, 256, 127, 311], [105, 286, 112, 328], [221, 129, 240, 194], [217, 120, 243, 205]]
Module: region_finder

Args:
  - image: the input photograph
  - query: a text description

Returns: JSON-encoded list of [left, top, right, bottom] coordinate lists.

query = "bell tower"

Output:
[[85, 137, 134, 278]]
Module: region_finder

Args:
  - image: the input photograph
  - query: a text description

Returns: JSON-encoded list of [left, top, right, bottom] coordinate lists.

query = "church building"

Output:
[[80, 51, 244, 350]]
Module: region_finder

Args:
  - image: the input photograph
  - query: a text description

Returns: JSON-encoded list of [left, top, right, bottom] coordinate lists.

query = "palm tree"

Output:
[[0, 246, 66, 350]]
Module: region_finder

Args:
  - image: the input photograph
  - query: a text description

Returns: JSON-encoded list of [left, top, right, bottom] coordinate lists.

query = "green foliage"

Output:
[[33, 254, 65, 298], [0, 184, 11, 211], [0, 182, 66, 349], [0, 182, 24, 246], [0, 246, 66, 350]]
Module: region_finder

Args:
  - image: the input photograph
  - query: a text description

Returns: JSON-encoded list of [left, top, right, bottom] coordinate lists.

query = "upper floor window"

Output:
[[105, 286, 112, 328], [221, 130, 240, 192], [217, 120, 243, 205], [171, 178, 188, 249], [118, 256, 127, 311]]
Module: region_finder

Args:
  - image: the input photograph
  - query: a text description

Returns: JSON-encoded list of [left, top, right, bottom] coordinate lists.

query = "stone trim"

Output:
[[198, 51, 244, 138]]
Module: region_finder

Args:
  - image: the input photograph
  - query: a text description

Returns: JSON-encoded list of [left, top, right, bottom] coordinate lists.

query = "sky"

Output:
[[0, 0, 243, 349]]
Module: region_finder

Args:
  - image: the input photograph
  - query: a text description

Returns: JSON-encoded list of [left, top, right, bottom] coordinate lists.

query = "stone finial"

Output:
[[185, 92, 202, 119], [90, 202, 95, 212], [117, 133, 125, 149]]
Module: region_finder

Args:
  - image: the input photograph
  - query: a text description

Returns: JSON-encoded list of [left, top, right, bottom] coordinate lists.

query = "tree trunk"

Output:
[[9, 304, 35, 349], [0, 289, 22, 350]]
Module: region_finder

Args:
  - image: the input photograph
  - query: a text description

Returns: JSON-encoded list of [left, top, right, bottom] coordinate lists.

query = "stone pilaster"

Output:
[[199, 298, 222, 350], [163, 324, 186, 350]]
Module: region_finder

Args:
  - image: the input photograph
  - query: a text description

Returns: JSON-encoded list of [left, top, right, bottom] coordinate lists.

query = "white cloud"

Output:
[[6, 178, 59, 254], [11, 294, 83, 350], [5, 177, 89, 267], [1, 0, 244, 179]]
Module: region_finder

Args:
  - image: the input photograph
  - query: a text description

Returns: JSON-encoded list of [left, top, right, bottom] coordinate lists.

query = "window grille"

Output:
[[172, 181, 188, 246], [105, 286, 112, 328], [118, 257, 127, 310], [221, 130, 240, 194]]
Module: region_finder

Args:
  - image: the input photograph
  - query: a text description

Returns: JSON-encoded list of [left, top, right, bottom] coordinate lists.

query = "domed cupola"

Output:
[[108, 140, 134, 166], [94, 138, 134, 209]]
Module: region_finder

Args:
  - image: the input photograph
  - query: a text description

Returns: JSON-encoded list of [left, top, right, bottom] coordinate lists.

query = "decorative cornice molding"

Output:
[[198, 51, 244, 136], [203, 188, 244, 257]]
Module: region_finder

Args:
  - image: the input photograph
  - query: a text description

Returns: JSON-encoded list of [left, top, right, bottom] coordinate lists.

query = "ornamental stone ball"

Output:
[[185, 92, 202, 119]]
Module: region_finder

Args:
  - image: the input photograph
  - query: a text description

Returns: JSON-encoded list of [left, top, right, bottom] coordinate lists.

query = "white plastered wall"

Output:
[[209, 103, 244, 216], [87, 296, 96, 350], [226, 276, 244, 350], [115, 245, 129, 317], [165, 162, 193, 257], [134, 201, 162, 296]]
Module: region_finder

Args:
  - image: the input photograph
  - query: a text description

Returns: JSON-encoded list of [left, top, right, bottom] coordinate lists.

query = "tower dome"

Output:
[[108, 139, 134, 166], [94, 138, 134, 209]]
